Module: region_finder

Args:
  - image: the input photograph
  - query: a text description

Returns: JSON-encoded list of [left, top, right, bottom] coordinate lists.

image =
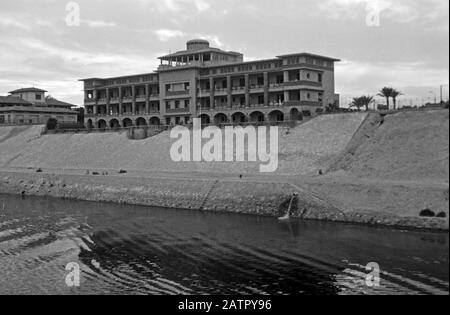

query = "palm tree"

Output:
[[391, 89, 402, 110], [350, 97, 365, 111], [351, 96, 374, 111], [378, 87, 393, 110], [360, 95, 374, 111]]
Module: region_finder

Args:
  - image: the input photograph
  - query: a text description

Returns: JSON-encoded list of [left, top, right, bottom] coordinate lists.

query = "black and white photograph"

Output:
[[0, 0, 448, 300]]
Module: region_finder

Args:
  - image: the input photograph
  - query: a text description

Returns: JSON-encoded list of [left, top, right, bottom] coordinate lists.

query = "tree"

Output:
[[378, 87, 393, 110], [350, 96, 366, 111], [391, 89, 402, 110], [359, 95, 374, 111], [46, 118, 58, 130]]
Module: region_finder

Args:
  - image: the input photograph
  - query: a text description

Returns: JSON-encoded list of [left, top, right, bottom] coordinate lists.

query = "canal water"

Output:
[[0, 194, 448, 295]]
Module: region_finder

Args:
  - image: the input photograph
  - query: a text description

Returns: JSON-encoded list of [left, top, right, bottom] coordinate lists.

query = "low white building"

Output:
[[0, 88, 78, 125]]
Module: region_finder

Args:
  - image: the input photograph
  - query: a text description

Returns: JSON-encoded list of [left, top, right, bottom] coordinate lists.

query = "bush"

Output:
[[46, 118, 58, 130]]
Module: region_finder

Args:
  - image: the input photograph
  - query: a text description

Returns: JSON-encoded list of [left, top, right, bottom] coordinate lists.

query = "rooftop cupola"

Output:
[[186, 39, 210, 51]]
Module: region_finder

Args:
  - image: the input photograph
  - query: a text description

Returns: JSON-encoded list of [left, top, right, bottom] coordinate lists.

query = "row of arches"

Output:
[[87, 117, 162, 129], [199, 109, 303, 125], [87, 109, 305, 129]]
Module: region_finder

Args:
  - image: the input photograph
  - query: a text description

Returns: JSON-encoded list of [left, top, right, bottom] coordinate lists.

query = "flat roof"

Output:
[[80, 52, 339, 82], [277, 52, 341, 62], [79, 72, 158, 82]]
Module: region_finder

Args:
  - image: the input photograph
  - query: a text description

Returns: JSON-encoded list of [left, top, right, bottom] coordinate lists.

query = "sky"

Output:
[[0, 0, 448, 107]]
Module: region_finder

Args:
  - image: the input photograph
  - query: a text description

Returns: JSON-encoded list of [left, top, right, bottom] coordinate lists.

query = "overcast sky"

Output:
[[0, 0, 448, 106]]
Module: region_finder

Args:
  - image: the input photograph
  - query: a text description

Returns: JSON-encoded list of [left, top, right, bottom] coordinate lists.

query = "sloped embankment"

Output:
[[327, 110, 449, 182], [0, 113, 367, 175]]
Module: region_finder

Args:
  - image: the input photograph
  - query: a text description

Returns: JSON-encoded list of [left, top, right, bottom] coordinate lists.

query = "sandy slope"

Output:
[[330, 110, 449, 182], [0, 113, 367, 175]]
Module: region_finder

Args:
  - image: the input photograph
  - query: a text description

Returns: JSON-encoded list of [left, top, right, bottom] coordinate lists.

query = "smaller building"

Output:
[[0, 88, 78, 125]]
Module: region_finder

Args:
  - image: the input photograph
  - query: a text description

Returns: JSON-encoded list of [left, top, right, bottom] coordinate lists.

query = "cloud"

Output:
[[336, 59, 449, 102], [0, 14, 31, 30], [138, 0, 211, 13], [84, 20, 117, 28], [154, 29, 185, 42]]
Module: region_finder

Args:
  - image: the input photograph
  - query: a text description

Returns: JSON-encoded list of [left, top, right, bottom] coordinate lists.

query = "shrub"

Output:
[[46, 118, 58, 130]]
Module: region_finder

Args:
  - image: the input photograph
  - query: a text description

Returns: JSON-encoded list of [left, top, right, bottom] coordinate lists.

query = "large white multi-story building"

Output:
[[81, 40, 340, 128]]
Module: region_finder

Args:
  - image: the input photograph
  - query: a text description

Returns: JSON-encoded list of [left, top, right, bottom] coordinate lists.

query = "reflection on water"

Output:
[[0, 194, 448, 295]]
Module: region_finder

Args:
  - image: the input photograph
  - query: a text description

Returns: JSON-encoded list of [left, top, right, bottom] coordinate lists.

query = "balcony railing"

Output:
[[166, 107, 190, 114], [284, 100, 322, 107], [166, 90, 190, 97], [284, 80, 322, 87]]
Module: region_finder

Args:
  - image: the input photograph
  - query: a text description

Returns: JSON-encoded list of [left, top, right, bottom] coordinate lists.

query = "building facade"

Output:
[[81, 40, 340, 128], [0, 88, 78, 125]]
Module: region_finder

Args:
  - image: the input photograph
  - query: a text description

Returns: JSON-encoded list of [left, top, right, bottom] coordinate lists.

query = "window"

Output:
[[0, 115, 4, 123], [276, 75, 284, 84], [36, 94, 42, 100], [175, 100, 180, 109], [306, 73, 311, 80], [184, 100, 190, 108], [184, 82, 190, 90], [257, 77, 264, 86], [318, 73, 322, 83], [185, 116, 190, 124], [258, 95, 265, 104], [307, 93, 311, 99], [166, 84, 171, 92], [166, 101, 171, 110]]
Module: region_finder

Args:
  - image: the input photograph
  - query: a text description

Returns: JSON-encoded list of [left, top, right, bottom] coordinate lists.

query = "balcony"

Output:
[[97, 98, 107, 105], [214, 88, 228, 96], [166, 90, 190, 97], [197, 106, 211, 111], [166, 107, 191, 114], [284, 100, 322, 107], [269, 83, 284, 91], [249, 85, 265, 93], [198, 89, 211, 96], [284, 80, 322, 88], [122, 96, 133, 102], [231, 86, 246, 95]]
